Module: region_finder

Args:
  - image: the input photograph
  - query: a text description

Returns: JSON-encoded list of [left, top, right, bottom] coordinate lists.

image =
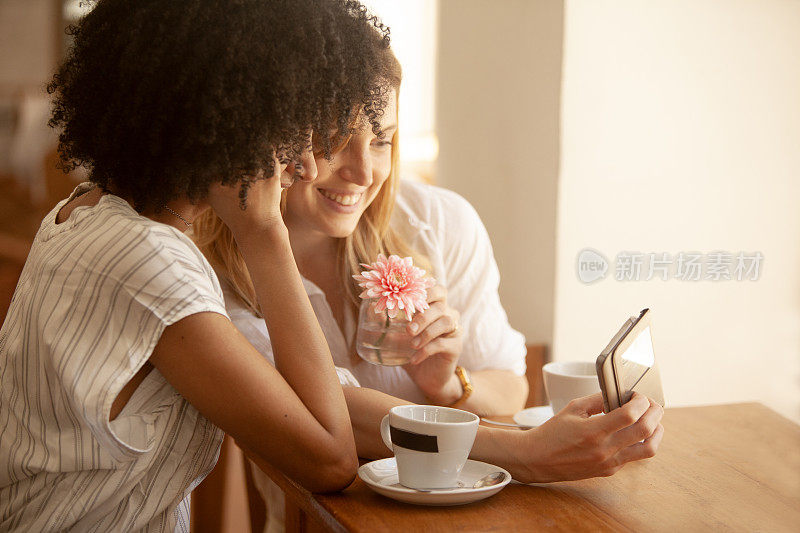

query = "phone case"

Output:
[[596, 309, 665, 413], [596, 318, 633, 412]]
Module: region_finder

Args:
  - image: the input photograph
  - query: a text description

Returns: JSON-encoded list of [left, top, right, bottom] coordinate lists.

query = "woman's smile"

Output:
[[317, 188, 364, 212]]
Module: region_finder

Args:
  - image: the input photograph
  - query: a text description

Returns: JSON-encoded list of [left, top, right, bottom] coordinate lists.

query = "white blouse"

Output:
[[225, 180, 527, 402]]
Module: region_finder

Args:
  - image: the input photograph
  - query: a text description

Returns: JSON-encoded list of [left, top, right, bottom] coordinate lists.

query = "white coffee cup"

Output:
[[380, 405, 479, 489], [543, 361, 601, 414]]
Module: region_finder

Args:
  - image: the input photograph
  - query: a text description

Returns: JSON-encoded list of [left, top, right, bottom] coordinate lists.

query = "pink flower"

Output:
[[353, 254, 436, 321]]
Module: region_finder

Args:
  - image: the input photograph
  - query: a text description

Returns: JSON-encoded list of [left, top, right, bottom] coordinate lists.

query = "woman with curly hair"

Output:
[[194, 49, 665, 531], [0, 0, 398, 530]]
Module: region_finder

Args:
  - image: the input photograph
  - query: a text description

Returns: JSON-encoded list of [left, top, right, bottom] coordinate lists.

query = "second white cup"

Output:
[[543, 361, 601, 414]]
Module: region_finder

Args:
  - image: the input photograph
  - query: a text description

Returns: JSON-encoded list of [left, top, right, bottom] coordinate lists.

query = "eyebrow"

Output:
[[381, 124, 398, 133]]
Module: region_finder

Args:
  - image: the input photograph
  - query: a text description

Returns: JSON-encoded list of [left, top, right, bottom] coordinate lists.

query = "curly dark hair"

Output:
[[47, 0, 394, 210]]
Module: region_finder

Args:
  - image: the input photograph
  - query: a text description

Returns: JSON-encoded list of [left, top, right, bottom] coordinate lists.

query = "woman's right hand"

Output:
[[207, 162, 288, 238], [208, 146, 317, 238], [499, 392, 664, 483]]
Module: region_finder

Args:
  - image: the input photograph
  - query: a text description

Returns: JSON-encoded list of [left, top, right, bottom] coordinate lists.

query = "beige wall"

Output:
[[555, 0, 800, 421], [436, 0, 563, 346], [0, 0, 59, 178], [0, 0, 57, 91]]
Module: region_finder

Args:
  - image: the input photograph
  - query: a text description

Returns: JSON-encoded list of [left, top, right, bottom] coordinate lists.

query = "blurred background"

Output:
[[1, 0, 798, 427]]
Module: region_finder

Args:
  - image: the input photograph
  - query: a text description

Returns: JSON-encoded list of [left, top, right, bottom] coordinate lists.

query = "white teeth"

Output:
[[321, 189, 361, 206]]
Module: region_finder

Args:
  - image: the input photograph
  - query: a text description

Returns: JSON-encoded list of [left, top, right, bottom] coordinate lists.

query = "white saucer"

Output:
[[513, 405, 554, 427], [358, 458, 511, 506]]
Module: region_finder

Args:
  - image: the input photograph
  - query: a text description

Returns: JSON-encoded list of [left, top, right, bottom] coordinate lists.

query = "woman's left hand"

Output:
[[402, 285, 464, 404]]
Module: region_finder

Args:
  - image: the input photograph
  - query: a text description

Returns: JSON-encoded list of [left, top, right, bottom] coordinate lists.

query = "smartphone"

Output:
[[596, 308, 665, 413]]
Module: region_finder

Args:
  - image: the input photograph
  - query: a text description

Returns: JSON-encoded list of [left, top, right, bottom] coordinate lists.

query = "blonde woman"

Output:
[[196, 69, 528, 418], [193, 52, 664, 531]]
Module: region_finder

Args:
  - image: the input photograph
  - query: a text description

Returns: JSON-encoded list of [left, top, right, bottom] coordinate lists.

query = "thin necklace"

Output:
[[163, 205, 192, 227]]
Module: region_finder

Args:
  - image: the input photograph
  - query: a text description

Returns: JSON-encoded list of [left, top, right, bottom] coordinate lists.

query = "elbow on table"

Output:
[[299, 449, 359, 493], [239, 437, 358, 494]]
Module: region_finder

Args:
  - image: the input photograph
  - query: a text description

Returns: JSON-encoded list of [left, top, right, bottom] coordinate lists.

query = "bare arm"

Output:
[[472, 393, 664, 482], [151, 313, 355, 492], [151, 176, 357, 493], [432, 369, 528, 417], [342, 386, 663, 483], [235, 224, 355, 452], [342, 386, 410, 459]]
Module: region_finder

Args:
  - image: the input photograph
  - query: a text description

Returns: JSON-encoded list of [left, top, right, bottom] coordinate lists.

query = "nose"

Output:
[[338, 144, 372, 187], [292, 150, 318, 183]]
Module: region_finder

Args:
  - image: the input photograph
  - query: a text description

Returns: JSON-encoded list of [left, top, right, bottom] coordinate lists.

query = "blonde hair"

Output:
[[193, 59, 431, 318]]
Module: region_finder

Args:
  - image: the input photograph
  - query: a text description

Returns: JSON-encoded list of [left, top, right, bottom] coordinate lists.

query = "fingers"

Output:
[[563, 393, 604, 417], [406, 284, 448, 334], [208, 170, 285, 234], [408, 336, 460, 365], [607, 399, 664, 450], [242, 171, 284, 209], [612, 423, 664, 466], [408, 299, 459, 334], [296, 148, 319, 183], [592, 392, 651, 433], [410, 311, 458, 350], [407, 301, 442, 335], [284, 148, 319, 185], [404, 284, 460, 365]]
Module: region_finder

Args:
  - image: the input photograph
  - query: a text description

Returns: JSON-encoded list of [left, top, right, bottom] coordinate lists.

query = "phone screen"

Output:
[[616, 326, 655, 404]]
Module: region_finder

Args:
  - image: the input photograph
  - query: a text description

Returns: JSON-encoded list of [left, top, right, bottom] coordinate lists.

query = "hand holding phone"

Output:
[[596, 308, 665, 413]]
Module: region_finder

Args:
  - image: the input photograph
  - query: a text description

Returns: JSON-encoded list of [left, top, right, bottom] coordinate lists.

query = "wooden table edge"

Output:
[[270, 402, 799, 532], [253, 459, 348, 533]]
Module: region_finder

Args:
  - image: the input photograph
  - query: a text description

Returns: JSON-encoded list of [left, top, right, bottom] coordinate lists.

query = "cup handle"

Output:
[[380, 415, 393, 452]]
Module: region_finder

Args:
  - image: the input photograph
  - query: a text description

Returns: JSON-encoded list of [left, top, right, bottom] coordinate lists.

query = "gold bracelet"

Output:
[[448, 366, 474, 408]]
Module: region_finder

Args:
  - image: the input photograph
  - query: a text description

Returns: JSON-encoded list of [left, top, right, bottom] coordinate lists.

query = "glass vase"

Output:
[[355, 298, 416, 366]]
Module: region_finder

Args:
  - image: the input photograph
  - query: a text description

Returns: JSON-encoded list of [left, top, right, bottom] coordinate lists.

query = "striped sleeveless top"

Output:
[[0, 184, 228, 531]]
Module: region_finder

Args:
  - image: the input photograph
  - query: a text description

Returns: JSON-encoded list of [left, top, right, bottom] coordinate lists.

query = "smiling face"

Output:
[[283, 91, 398, 240]]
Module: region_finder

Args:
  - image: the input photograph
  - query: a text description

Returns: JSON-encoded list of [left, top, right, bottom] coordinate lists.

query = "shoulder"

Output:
[[104, 198, 216, 280], [50, 197, 225, 311], [116, 216, 217, 291], [149, 224, 218, 281], [394, 180, 484, 236], [135, 223, 225, 310]]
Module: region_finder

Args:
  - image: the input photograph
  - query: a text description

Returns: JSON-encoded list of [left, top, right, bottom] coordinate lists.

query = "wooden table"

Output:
[[270, 403, 800, 532]]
